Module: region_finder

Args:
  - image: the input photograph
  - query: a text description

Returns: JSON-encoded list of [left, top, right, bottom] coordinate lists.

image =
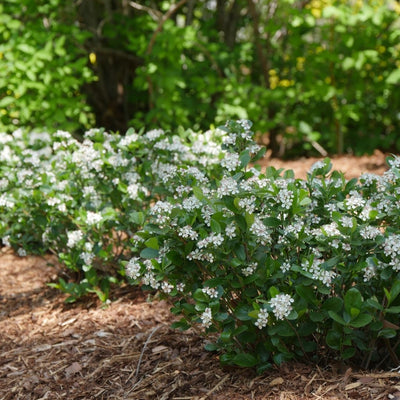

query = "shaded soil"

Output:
[[1, 152, 399, 400]]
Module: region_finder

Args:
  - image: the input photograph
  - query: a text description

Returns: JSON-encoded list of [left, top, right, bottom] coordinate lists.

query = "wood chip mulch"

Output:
[[1, 152, 399, 400], [1, 249, 400, 400]]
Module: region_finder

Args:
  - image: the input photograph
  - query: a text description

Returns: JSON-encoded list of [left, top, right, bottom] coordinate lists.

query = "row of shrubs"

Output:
[[1, 120, 400, 371]]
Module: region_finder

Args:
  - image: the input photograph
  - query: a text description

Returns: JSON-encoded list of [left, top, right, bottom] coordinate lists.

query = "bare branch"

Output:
[[129, 1, 162, 20], [146, 0, 188, 55]]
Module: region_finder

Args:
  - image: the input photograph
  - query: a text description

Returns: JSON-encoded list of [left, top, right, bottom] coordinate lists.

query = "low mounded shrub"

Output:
[[1, 120, 400, 370]]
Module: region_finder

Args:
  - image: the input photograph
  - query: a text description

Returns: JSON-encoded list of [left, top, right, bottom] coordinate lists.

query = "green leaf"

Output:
[[328, 311, 347, 325], [385, 306, 400, 314], [145, 237, 159, 250], [296, 285, 318, 306], [204, 342, 219, 351], [326, 330, 341, 350], [389, 280, 400, 306], [386, 69, 400, 85], [210, 218, 221, 234], [239, 150, 251, 168], [263, 217, 281, 227], [192, 186, 204, 200], [193, 288, 208, 302], [322, 297, 343, 312], [378, 328, 397, 338], [140, 247, 159, 259], [232, 353, 258, 367], [235, 305, 253, 321], [341, 347, 356, 360], [130, 211, 145, 225], [350, 313, 372, 328], [344, 288, 362, 315]]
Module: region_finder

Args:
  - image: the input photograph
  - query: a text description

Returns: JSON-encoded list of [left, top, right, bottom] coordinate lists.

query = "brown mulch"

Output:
[[1, 152, 400, 400]]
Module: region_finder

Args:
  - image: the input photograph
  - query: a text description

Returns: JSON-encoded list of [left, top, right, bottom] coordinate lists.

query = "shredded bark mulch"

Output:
[[1, 152, 399, 400]]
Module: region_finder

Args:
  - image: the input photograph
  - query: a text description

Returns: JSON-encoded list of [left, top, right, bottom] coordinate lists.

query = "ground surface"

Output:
[[1, 152, 400, 400]]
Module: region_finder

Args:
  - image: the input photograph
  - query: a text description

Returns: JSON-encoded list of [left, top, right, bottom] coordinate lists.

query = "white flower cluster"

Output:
[[360, 226, 382, 240], [67, 230, 83, 248], [242, 262, 257, 277], [197, 233, 224, 249], [340, 216, 354, 228], [225, 222, 237, 239], [277, 188, 294, 210], [182, 196, 202, 212], [126, 257, 141, 279], [238, 196, 256, 213], [80, 251, 95, 265], [178, 225, 199, 240], [345, 191, 365, 211], [255, 308, 269, 329], [363, 265, 376, 282], [202, 286, 219, 298], [86, 211, 103, 226], [383, 234, 400, 258], [201, 307, 213, 328], [187, 249, 214, 263], [217, 177, 239, 198], [250, 218, 271, 245], [221, 152, 241, 171], [270, 294, 294, 320], [303, 258, 336, 287]]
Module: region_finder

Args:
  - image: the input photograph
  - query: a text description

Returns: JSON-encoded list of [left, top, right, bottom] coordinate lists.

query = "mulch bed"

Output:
[[1, 152, 400, 400]]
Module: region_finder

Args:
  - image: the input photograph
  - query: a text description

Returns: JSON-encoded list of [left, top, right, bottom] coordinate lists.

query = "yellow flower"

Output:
[[269, 76, 279, 90], [89, 52, 96, 64], [279, 79, 294, 88]]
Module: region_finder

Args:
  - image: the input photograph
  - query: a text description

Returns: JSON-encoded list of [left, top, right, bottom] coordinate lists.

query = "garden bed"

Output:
[[1, 152, 399, 400]]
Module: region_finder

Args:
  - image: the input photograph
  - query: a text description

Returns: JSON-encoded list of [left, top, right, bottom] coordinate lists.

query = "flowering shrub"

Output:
[[0, 126, 223, 301], [1, 119, 400, 370], [130, 120, 400, 371]]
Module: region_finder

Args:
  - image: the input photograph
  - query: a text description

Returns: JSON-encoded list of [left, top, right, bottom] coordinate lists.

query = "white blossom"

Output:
[[67, 230, 83, 248], [178, 225, 198, 240], [217, 177, 239, 198], [86, 211, 103, 225], [270, 294, 294, 320], [201, 307, 213, 328], [202, 287, 219, 298], [126, 257, 141, 279], [255, 308, 269, 329]]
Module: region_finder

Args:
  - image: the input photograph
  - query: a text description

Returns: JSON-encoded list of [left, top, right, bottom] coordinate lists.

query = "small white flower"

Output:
[[161, 281, 174, 294], [17, 248, 27, 257], [126, 257, 141, 279], [363, 265, 376, 282], [86, 211, 102, 225], [270, 294, 294, 320], [201, 307, 213, 328], [67, 230, 83, 248], [225, 222, 237, 239], [221, 152, 241, 171], [202, 286, 219, 299], [80, 251, 95, 265], [242, 262, 257, 277], [340, 216, 354, 228], [255, 308, 269, 329], [178, 226, 199, 240], [280, 262, 291, 273], [217, 177, 239, 198], [250, 218, 271, 245]]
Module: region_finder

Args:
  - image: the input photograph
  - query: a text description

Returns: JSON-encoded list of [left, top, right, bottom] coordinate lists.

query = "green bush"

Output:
[[0, 0, 94, 133], [131, 120, 400, 371], [1, 119, 400, 370]]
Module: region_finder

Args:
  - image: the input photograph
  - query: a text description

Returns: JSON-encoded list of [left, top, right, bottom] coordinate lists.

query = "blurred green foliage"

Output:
[[0, 0, 95, 133], [1, 0, 400, 155]]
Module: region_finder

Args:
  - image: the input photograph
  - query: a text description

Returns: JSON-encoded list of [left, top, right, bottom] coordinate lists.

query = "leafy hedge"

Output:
[[1, 120, 400, 370]]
